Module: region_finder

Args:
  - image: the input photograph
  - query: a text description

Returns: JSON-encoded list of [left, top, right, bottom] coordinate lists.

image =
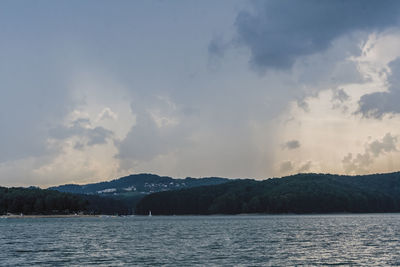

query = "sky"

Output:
[[2, 0, 400, 187]]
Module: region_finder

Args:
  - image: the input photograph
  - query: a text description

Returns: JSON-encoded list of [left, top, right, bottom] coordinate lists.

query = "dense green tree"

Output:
[[135, 172, 400, 215], [0, 187, 91, 215]]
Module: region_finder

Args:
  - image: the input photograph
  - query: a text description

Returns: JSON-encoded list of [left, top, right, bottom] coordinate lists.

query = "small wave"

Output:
[[15, 249, 57, 253]]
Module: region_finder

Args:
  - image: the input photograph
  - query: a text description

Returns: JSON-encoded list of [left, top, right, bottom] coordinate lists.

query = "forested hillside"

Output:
[[135, 172, 400, 215], [49, 173, 229, 196], [0, 187, 132, 215], [5, 172, 400, 216], [0, 187, 87, 215]]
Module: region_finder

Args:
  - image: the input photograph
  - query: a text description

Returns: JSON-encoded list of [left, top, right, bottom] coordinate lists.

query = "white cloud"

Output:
[[49, 118, 114, 148], [342, 133, 397, 174], [97, 107, 118, 121], [280, 161, 294, 173], [298, 161, 312, 173]]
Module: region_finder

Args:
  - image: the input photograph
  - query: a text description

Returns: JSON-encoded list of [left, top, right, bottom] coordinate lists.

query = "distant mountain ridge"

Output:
[[48, 173, 230, 197]]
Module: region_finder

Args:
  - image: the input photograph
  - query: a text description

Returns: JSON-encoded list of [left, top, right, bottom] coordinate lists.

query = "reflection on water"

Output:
[[1, 214, 400, 266]]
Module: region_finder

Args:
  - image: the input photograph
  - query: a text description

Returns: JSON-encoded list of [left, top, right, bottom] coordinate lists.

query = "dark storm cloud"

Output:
[[358, 58, 400, 118], [282, 140, 300, 150], [234, 0, 400, 71]]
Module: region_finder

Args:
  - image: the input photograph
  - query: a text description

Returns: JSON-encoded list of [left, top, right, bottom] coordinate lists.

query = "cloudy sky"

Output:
[[2, 0, 400, 187]]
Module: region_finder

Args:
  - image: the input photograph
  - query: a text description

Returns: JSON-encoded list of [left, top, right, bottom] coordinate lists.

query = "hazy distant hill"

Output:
[[49, 173, 230, 197], [135, 172, 400, 215]]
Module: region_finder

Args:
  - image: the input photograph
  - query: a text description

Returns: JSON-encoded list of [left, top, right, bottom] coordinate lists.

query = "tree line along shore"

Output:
[[2, 172, 400, 216]]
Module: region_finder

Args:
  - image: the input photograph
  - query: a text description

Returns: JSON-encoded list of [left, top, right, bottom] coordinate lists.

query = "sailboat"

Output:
[[148, 210, 152, 217]]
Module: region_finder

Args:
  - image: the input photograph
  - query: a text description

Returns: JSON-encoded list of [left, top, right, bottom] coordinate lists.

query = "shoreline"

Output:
[[0, 214, 100, 219]]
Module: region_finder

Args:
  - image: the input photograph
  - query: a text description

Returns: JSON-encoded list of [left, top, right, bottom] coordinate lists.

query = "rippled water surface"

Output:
[[1, 214, 400, 266]]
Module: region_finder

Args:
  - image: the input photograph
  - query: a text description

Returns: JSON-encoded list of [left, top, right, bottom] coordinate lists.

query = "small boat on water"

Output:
[[148, 210, 152, 217]]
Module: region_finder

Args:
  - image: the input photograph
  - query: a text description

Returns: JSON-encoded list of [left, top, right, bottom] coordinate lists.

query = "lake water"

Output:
[[1, 214, 400, 266]]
